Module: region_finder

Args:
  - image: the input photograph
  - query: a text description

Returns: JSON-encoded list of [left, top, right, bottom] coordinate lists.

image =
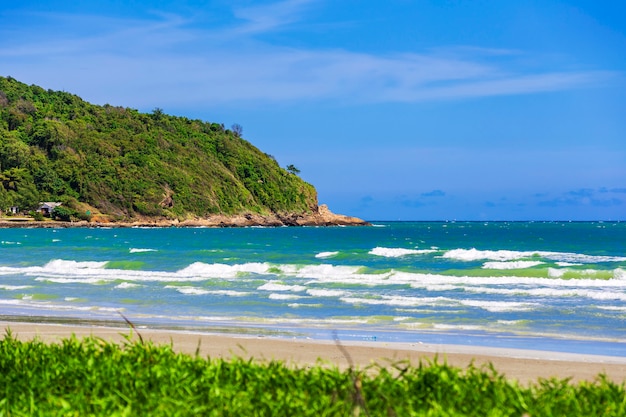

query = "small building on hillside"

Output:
[[38, 202, 62, 216]]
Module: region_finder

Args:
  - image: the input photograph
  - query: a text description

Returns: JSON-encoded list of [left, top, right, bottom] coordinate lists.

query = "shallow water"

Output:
[[1, 221, 625, 356]]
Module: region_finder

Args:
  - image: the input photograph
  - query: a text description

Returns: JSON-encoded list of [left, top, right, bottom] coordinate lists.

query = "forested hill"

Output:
[[0, 76, 319, 222]]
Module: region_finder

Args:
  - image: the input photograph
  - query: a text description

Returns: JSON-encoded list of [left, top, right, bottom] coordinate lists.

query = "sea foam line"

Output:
[[370, 247, 436, 257], [442, 248, 626, 263], [339, 295, 537, 312]]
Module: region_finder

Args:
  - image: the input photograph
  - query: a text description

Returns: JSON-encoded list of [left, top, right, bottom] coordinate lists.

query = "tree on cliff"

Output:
[[286, 164, 301, 175]]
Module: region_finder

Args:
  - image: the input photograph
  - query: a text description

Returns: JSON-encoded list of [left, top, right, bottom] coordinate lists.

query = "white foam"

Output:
[[340, 295, 453, 308], [44, 259, 109, 271], [115, 282, 140, 289], [399, 271, 626, 289], [432, 323, 485, 331], [443, 248, 530, 262], [177, 262, 270, 278], [257, 281, 306, 292], [443, 248, 626, 263], [339, 294, 537, 312], [306, 289, 346, 297], [497, 320, 524, 325], [459, 299, 538, 312], [0, 297, 121, 313], [0, 285, 31, 290], [129, 248, 157, 253], [315, 251, 339, 259], [166, 285, 210, 295], [547, 268, 611, 279], [296, 264, 367, 281], [597, 306, 626, 312], [370, 247, 436, 257], [206, 290, 250, 297], [36, 277, 109, 284], [482, 261, 544, 269], [269, 293, 303, 300]]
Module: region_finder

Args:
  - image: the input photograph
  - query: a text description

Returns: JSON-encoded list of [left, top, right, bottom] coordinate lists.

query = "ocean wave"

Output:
[[45, 259, 109, 271], [462, 285, 626, 301], [164, 286, 251, 297], [394, 271, 626, 289], [459, 299, 539, 312], [306, 289, 346, 297], [269, 293, 304, 300], [114, 282, 140, 289], [206, 290, 251, 297], [177, 261, 271, 278], [339, 294, 538, 312], [315, 251, 339, 259], [0, 297, 121, 313], [369, 247, 436, 257], [35, 277, 109, 284], [296, 264, 371, 281], [129, 248, 157, 253], [442, 248, 626, 264], [340, 295, 454, 308], [258, 281, 306, 292], [10, 257, 626, 294], [482, 261, 544, 269], [165, 286, 210, 295], [0, 285, 32, 290]]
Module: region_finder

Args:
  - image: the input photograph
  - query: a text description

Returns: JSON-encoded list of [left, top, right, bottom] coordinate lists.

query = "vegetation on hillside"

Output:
[[1, 332, 624, 416], [0, 76, 317, 220]]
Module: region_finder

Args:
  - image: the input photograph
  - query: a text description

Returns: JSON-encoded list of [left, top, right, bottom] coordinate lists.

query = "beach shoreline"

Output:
[[0, 204, 370, 228], [3, 320, 626, 385]]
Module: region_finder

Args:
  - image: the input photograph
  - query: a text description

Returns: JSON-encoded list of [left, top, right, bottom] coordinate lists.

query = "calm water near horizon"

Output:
[[1, 221, 625, 356]]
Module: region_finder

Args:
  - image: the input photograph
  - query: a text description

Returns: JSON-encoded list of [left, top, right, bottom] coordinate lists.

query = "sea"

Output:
[[1, 221, 625, 357]]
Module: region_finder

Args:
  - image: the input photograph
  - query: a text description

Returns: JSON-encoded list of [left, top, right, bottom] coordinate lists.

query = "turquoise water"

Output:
[[1, 222, 625, 355]]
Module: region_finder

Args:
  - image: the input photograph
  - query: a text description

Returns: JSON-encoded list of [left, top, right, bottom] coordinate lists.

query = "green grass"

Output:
[[1, 330, 625, 416]]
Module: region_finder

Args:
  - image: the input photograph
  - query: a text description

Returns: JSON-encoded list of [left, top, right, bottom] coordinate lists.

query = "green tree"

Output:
[[51, 205, 76, 222], [286, 164, 301, 175], [231, 123, 243, 138]]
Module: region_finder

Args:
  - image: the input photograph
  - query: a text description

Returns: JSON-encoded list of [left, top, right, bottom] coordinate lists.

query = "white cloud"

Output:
[[0, 2, 617, 108]]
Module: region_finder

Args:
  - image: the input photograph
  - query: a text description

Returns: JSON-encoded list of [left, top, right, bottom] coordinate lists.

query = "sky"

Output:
[[1, 0, 625, 221]]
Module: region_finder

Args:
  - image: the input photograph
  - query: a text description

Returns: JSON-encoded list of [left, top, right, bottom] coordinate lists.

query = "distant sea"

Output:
[[1, 222, 625, 356]]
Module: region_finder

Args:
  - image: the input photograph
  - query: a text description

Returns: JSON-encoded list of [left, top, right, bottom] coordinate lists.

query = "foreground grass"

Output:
[[1, 331, 625, 416]]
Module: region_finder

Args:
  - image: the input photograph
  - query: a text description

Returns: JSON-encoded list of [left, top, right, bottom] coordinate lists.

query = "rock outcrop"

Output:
[[0, 205, 370, 228]]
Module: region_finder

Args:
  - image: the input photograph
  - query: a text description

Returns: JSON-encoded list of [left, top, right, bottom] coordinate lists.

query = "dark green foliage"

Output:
[[286, 164, 301, 175], [51, 205, 77, 222], [0, 76, 317, 219], [1, 332, 624, 416]]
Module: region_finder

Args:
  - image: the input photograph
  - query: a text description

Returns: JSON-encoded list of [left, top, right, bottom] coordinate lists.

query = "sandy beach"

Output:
[[3, 321, 626, 385]]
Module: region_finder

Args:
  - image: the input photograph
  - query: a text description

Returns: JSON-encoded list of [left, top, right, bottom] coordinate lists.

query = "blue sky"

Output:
[[2, 1, 625, 220]]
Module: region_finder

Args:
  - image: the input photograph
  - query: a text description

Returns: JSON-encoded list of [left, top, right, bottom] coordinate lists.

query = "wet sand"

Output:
[[3, 321, 626, 385]]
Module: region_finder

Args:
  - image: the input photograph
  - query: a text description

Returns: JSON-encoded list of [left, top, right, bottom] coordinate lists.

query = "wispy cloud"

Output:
[[537, 188, 625, 208], [0, 2, 618, 108], [421, 190, 446, 198], [232, 0, 317, 35], [399, 190, 448, 207]]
